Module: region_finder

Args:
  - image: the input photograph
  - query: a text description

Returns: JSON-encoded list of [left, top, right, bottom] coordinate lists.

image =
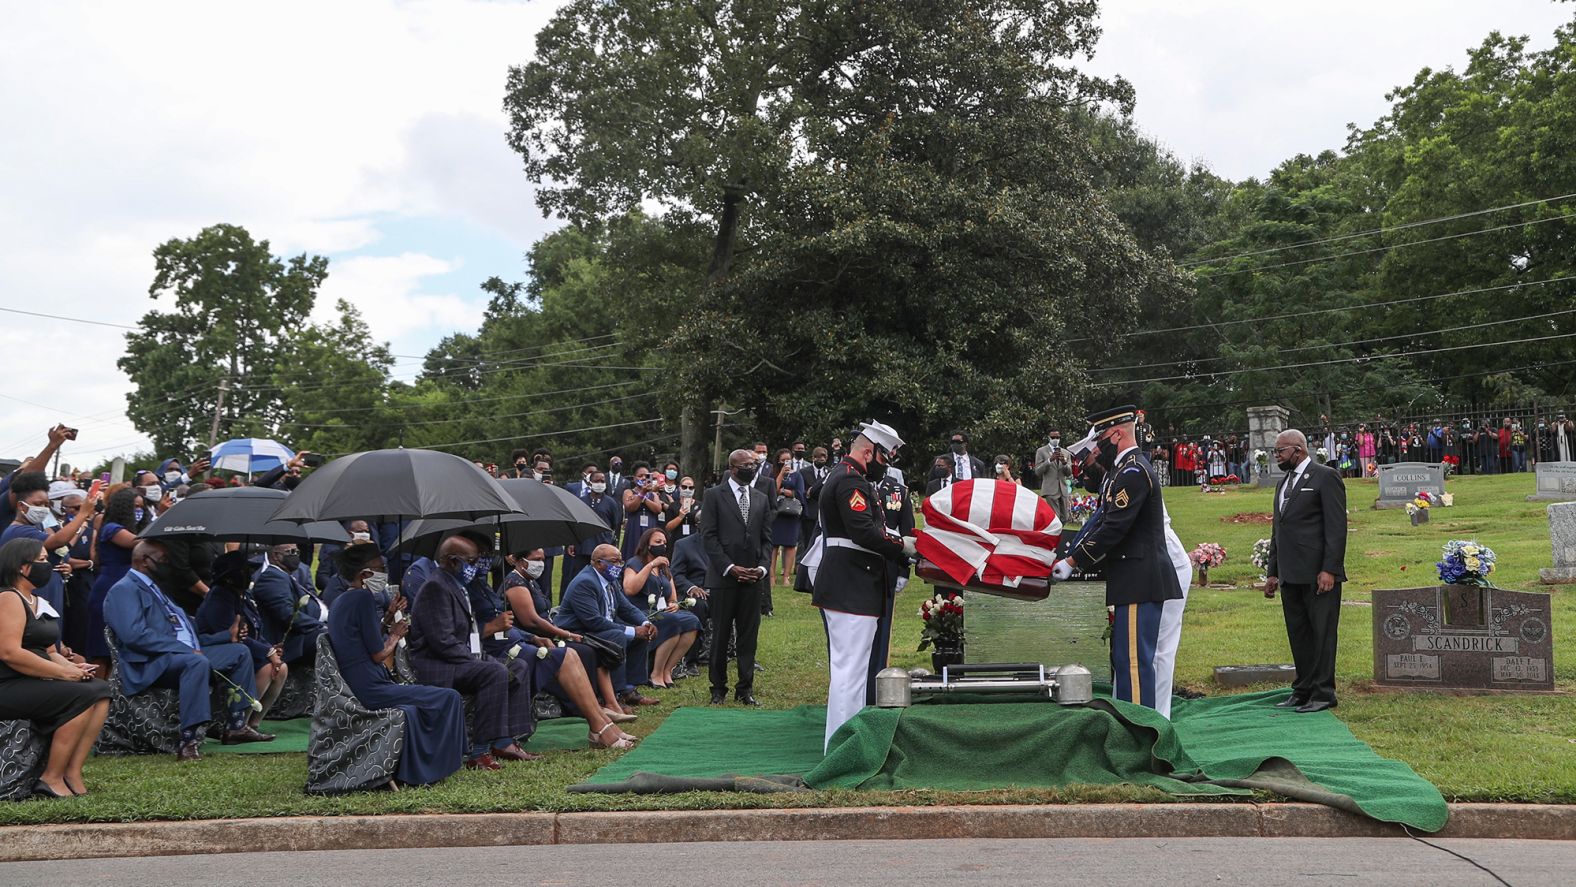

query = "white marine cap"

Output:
[[855, 420, 905, 453], [48, 480, 84, 501], [1066, 429, 1098, 460]]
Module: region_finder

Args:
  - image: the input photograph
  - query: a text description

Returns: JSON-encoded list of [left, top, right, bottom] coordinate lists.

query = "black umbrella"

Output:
[[392, 478, 612, 559], [267, 448, 516, 524], [140, 487, 351, 546]]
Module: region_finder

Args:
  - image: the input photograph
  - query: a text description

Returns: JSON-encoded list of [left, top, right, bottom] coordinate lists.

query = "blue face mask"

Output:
[[598, 561, 624, 584], [451, 559, 481, 585], [664, 469, 678, 480], [133, 508, 145, 522]]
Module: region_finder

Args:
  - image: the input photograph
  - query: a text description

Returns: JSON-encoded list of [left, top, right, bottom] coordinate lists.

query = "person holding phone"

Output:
[[619, 464, 668, 559], [1, 425, 80, 526]]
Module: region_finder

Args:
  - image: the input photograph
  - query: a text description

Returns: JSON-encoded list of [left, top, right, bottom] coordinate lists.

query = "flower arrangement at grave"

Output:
[[1189, 542, 1227, 585], [1315, 447, 1329, 464], [1250, 538, 1273, 581], [1065, 494, 1098, 524], [1405, 490, 1433, 522], [1254, 449, 1268, 471], [1437, 540, 1496, 587], [917, 593, 964, 651]]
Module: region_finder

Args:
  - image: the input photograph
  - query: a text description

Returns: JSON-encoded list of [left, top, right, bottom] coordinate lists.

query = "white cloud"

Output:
[[316, 252, 477, 347]]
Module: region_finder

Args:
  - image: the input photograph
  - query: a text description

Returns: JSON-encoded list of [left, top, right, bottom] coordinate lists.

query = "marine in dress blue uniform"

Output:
[[1052, 406, 1184, 713]]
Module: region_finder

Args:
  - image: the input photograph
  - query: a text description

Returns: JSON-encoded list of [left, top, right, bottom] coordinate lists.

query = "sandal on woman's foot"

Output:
[[602, 707, 637, 723], [590, 723, 636, 750]]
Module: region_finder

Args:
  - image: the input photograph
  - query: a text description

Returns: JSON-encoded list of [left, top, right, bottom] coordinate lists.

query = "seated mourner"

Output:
[[0, 538, 111, 798], [622, 528, 700, 689], [406, 534, 535, 771], [103, 540, 273, 761], [328, 542, 466, 787], [501, 547, 630, 721], [252, 543, 326, 668], [195, 552, 287, 729], [555, 544, 658, 710]]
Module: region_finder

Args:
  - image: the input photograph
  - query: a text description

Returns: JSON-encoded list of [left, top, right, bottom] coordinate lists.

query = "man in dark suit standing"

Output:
[[797, 446, 830, 548], [937, 430, 987, 483], [700, 448, 773, 705], [1264, 429, 1348, 713]]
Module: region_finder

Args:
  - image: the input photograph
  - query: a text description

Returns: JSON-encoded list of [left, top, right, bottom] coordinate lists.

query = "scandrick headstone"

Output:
[[1528, 461, 1576, 502], [1539, 502, 1576, 584], [1374, 462, 1445, 510], [1372, 585, 1555, 692]]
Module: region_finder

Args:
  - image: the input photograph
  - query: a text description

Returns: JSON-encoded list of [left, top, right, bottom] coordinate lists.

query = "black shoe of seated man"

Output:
[[1273, 695, 1307, 709], [710, 691, 727, 705], [735, 694, 761, 707], [176, 739, 203, 762], [1295, 700, 1336, 713], [222, 725, 276, 744]]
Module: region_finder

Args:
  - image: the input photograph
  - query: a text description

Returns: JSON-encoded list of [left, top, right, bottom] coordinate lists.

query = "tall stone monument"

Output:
[[1247, 405, 1290, 488], [1540, 502, 1576, 584]]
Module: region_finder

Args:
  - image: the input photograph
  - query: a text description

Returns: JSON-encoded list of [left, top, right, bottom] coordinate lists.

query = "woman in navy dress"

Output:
[[86, 488, 143, 669], [619, 468, 669, 559], [326, 544, 465, 787], [770, 449, 807, 585], [622, 529, 699, 688]]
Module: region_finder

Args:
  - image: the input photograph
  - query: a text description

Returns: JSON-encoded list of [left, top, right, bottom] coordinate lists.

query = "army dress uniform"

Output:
[[811, 423, 908, 750], [1062, 411, 1184, 712]]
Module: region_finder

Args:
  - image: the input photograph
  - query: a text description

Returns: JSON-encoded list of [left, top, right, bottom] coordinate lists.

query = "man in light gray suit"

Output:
[[1032, 430, 1072, 524]]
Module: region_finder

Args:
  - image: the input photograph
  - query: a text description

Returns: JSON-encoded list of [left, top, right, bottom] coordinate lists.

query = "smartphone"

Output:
[[87, 479, 105, 499], [100, 472, 111, 483], [302, 453, 326, 468]]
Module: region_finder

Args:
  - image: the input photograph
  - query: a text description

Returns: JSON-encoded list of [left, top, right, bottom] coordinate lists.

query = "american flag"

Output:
[[915, 479, 1062, 588]]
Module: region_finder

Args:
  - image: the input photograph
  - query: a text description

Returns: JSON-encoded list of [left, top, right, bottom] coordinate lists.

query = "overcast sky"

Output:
[[2, 0, 1571, 464]]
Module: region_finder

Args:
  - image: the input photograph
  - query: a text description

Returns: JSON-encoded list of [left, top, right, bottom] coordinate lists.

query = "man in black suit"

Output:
[[937, 430, 987, 483], [797, 446, 831, 547], [700, 448, 773, 705], [1264, 429, 1348, 713]]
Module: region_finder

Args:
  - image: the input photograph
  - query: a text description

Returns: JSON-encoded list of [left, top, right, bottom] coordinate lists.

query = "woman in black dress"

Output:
[[0, 538, 111, 798]]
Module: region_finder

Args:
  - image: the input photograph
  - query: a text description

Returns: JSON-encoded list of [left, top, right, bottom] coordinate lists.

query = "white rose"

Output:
[[535, 645, 549, 660], [250, 700, 264, 713], [683, 597, 697, 608], [507, 643, 523, 661]]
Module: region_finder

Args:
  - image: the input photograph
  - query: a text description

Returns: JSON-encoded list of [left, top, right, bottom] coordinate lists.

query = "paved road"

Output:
[[5, 837, 1571, 885]]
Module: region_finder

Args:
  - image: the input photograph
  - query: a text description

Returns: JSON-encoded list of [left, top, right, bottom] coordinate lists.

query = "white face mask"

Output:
[[590, 482, 607, 494], [680, 488, 694, 499], [363, 571, 389, 595], [350, 531, 372, 543], [164, 471, 181, 483], [25, 504, 53, 526], [143, 485, 163, 502], [524, 560, 545, 579]]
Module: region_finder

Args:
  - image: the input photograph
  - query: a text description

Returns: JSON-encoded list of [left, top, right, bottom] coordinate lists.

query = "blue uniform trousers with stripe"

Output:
[[1110, 601, 1164, 710]]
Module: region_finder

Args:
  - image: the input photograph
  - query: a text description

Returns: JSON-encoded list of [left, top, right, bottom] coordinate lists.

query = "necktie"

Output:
[[738, 485, 750, 523], [1281, 471, 1300, 510]]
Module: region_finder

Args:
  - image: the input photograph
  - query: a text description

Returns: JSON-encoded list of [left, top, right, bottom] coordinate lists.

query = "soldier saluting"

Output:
[[811, 420, 915, 750], [1051, 405, 1183, 711]]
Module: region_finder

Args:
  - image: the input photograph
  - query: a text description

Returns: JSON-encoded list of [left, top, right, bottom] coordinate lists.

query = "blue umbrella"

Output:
[[209, 437, 295, 473]]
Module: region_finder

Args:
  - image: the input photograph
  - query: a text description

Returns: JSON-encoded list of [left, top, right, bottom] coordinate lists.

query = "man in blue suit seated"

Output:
[[401, 556, 434, 605], [104, 540, 274, 761], [555, 544, 658, 709], [252, 543, 326, 669], [669, 532, 711, 670]]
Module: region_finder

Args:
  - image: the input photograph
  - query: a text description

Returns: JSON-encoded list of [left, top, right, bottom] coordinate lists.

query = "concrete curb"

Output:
[[2, 803, 1573, 862]]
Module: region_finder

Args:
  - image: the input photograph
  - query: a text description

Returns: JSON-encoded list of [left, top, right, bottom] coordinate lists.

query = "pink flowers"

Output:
[[1189, 542, 1227, 568]]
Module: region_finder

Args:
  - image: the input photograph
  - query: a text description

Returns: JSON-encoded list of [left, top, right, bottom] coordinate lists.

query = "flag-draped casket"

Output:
[[914, 479, 1063, 601]]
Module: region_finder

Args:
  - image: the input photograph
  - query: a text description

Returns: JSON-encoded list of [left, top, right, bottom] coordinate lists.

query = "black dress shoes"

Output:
[[176, 739, 203, 762], [1274, 696, 1308, 709], [735, 694, 761, 707], [710, 691, 727, 705], [222, 726, 276, 745], [1295, 700, 1336, 713]]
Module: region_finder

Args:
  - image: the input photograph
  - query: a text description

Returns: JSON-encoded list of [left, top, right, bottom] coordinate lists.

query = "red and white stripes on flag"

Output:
[[915, 479, 1063, 588]]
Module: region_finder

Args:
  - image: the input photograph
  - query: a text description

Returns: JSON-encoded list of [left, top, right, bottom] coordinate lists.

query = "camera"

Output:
[[302, 453, 326, 468]]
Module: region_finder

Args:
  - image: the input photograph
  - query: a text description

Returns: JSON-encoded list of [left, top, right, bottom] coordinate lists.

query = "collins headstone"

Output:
[[1374, 462, 1445, 510], [1527, 461, 1576, 502], [1373, 585, 1555, 692], [1539, 502, 1576, 584]]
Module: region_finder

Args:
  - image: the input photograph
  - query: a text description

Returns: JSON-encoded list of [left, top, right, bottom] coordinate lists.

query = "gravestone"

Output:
[[1247, 405, 1290, 488], [959, 583, 1110, 682], [1527, 461, 1576, 502], [1374, 462, 1445, 510], [1372, 585, 1555, 692], [1539, 502, 1576, 584]]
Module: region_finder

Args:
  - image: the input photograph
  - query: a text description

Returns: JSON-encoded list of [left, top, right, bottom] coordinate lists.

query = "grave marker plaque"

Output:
[[1372, 585, 1554, 692], [1539, 502, 1576, 584], [1528, 461, 1576, 502], [1374, 462, 1445, 510]]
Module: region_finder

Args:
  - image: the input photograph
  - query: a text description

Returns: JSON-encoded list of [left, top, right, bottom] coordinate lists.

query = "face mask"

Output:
[[133, 508, 146, 522], [24, 504, 52, 526], [452, 560, 480, 585], [523, 560, 545, 580], [1095, 436, 1119, 470], [649, 543, 669, 557], [598, 560, 624, 583], [350, 531, 372, 543], [664, 469, 678, 480], [680, 488, 694, 499], [864, 456, 889, 481], [813, 458, 826, 467], [1276, 450, 1298, 472], [995, 463, 1007, 475], [609, 462, 622, 472], [363, 571, 389, 595], [590, 482, 607, 494], [165, 471, 181, 483], [515, 462, 528, 472], [950, 442, 966, 454], [733, 464, 758, 484], [26, 561, 54, 589], [1049, 438, 1061, 448], [279, 552, 302, 572], [143, 485, 162, 502], [533, 471, 544, 481]]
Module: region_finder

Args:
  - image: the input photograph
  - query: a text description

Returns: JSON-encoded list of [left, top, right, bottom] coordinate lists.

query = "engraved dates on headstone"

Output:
[[1528, 461, 1576, 502], [1372, 586, 1555, 692], [1374, 462, 1445, 509]]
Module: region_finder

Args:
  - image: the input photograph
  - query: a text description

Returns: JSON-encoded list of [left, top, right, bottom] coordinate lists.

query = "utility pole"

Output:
[[209, 378, 230, 449], [711, 403, 728, 476]]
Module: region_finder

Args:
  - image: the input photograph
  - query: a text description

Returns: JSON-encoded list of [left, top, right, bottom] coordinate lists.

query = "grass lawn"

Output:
[[2, 472, 1570, 824]]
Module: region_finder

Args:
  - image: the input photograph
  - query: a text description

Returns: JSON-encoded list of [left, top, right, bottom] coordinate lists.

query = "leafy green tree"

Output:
[[119, 224, 327, 454]]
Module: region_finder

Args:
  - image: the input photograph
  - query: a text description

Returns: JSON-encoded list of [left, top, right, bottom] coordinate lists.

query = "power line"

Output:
[[1192, 214, 1571, 278], [0, 306, 142, 330], [328, 416, 669, 456], [1090, 330, 1576, 387], [274, 390, 658, 430], [1178, 191, 1576, 267], [1065, 275, 1573, 344]]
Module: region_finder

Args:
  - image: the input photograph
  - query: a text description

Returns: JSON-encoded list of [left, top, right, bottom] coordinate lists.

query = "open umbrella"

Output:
[[392, 478, 612, 558], [140, 487, 350, 546], [208, 437, 295, 474], [267, 448, 516, 524]]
